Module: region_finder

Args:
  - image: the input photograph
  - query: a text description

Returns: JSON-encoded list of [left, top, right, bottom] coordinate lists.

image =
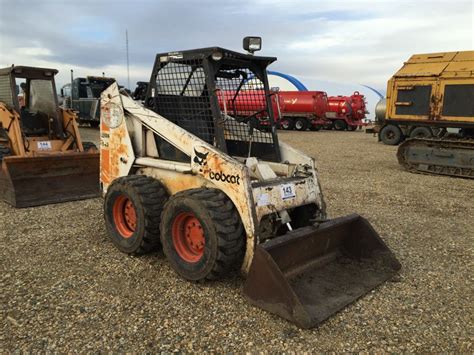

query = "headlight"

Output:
[[212, 51, 223, 61]]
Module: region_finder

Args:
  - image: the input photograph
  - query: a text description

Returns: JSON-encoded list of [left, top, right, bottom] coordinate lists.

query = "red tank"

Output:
[[325, 91, 368, 131], [217, 90, 280, 124], [278, 91, 328, 118], [349, 91, 368, 120]]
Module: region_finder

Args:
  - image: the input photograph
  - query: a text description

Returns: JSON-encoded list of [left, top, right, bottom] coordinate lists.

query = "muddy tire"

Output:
[[82, 141, 98, 152], [280, 117, 295, 130], [410, 126, 432, 139], [294, 117, 309, 131], [104, 175, 168, 254], [160, 188, 245, 281], [0, 144, 11, 162], [380, 124, 403, 145], [334, 119, 347, 131]]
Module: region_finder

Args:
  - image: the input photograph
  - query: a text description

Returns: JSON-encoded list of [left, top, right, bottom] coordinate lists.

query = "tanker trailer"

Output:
[[278, 91, 328, 131], [349, 91, 369, 124], [217, 89, 280, 130], [325, 92, 368, 131]]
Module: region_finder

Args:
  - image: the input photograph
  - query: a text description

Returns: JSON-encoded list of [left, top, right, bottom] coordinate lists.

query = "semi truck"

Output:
[[61, 72, 116, 127]]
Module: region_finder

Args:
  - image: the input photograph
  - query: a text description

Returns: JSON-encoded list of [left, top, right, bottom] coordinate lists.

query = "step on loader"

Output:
[[0, 66, 100, 208], [100, 43, 401, 328]]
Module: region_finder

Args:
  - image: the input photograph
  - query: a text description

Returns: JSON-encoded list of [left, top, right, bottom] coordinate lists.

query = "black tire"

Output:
[[0, 144, 11, 162], [90, 121, 100, 128], [334, 119, 347, 131], [104, 175, 168, 255], [380, 124, 403, 145], [82, 141, 97, 152], [347, 125, 357, 131], [410, 126, 432, 139], [280, 117, 295, 130], [294, 117, 309, 131], [160, 188, 245, 281], [323, 122, 334, 130]]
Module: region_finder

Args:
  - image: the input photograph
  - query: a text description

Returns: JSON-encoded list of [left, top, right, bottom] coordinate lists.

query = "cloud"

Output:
[[0, 0, 472, 92]]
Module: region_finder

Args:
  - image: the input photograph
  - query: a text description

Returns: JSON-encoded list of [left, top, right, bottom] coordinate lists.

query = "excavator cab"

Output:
[[0, 66, 100, 208]]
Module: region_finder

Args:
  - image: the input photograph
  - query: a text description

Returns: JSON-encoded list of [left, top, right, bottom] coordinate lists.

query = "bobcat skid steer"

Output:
[[0, 66, 100, 208], [100, 46, 401, 328]]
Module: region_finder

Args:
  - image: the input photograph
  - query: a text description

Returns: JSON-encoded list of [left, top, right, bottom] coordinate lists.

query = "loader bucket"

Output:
[[0, 152, 100, 208], [243, 214, 401, 328]]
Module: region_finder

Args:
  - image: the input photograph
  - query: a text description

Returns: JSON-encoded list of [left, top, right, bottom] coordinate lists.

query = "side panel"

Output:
[[439, 79, 474, 122], [387, 79, 437, 121], [99, 85, 135, 191]]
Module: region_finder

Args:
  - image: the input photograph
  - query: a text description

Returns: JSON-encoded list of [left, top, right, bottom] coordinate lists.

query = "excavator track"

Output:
[[397, 137, 474, 179]]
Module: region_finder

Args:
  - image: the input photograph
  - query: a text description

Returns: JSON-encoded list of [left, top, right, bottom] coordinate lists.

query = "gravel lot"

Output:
[[1, 128, 472, 352]]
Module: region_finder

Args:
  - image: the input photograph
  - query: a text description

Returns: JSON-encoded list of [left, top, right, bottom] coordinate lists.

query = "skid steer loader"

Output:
[[0, 66, 100, 208], [100, 45, 401, 328]]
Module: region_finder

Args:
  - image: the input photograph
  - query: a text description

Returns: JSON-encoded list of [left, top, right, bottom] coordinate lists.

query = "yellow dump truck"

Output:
[[376, 51, 474, 145]]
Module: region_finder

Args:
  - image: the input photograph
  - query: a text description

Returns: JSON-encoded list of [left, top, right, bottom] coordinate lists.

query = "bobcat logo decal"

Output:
[[193, 149, 208, 171]]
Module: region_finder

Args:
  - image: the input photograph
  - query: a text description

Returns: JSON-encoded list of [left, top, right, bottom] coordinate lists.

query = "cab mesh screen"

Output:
[[148, 57, 278, 161]]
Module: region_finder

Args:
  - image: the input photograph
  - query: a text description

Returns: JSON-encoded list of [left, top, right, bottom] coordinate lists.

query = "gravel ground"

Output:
[[1, 128, 472, 352]]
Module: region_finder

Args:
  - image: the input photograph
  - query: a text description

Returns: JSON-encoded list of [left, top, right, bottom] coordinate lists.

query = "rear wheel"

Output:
[[280, 117, 295, 130], [294, 118, 309, 131], [334, 119, 347, 131], [323, 122, 334, 130], [410, 126, 432, 139], [0, 144, 11, 162], [104, 175, 168, 254], [160, 188, 245, 281], [82, 141, 98, 152], [380, 124, 403, 145]]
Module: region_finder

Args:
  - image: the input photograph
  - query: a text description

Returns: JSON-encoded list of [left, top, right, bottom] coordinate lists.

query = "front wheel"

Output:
[[104, 175, 168, 254], [380, 124, 403, 145], [334, 119, 347, 131], [160, 189, 245, 281]]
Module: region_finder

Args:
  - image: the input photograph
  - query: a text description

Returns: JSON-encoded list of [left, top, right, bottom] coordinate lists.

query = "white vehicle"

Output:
[[99, 41, 401, 328]]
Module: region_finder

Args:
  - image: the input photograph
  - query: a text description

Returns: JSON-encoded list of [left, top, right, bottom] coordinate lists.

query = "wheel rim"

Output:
[[295, 120, 303, 130], [385, 130, 395, 140], [172, 212, 205, 263], [113, 195, 137, 238], [281, 120, 289, 129]]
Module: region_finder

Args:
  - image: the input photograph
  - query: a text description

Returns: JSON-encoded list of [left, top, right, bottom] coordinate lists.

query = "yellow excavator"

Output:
[[0, 66, 100, 208]]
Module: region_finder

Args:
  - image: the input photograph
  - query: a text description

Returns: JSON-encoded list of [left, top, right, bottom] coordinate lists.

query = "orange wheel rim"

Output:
[[172, 212, 205, 263], [113, 195, 137, 238]]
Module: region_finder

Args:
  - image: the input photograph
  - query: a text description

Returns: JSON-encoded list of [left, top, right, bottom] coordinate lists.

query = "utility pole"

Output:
[[126, 29, 130, 90]]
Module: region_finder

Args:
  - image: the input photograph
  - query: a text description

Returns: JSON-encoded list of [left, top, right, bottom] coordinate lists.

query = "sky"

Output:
[[0, 0, 472, 98]]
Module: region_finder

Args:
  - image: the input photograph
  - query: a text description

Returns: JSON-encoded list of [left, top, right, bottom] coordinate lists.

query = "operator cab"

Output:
[[144, 40, 281, 163], [0, 66, 63, 137]]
